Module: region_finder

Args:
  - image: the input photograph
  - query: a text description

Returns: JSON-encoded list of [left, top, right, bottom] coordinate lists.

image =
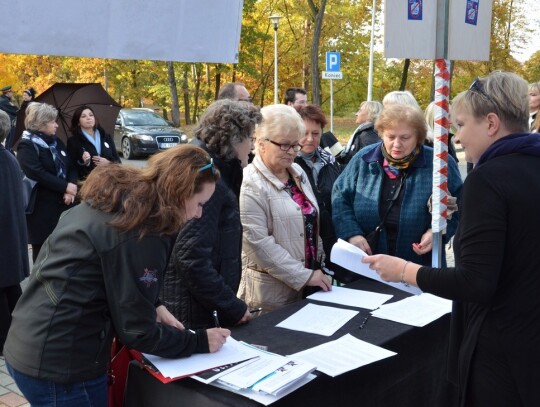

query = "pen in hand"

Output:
[[249, 308, 263, 314], [213, 310, 221, 328], [359, 314, 371, 329]]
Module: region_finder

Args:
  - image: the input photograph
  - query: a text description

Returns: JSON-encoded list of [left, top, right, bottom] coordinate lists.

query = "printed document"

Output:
[[276, 303, 358, 336], [331, 239, 422, 295], [307, 285, 392, 310], [371, 293, 452, 327], [291, 333, 397, 377]]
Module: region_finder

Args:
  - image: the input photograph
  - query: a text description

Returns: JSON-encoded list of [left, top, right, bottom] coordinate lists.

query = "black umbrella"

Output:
[[14, 83, 121, 145]]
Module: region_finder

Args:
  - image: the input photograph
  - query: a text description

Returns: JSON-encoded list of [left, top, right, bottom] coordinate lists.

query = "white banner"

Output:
[[0, 0, 244, 63]]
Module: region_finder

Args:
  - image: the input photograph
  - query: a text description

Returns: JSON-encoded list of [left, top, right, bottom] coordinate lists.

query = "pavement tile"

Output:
[[0, 373, 13, 387], [0, 392, 27, 407]]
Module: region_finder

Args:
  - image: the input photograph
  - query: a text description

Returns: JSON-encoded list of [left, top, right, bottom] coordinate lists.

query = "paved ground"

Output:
[[0, 147, 466, 404]]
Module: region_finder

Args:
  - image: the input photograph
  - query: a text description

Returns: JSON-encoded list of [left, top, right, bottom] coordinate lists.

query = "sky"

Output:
[[512, 0, 540, 62]]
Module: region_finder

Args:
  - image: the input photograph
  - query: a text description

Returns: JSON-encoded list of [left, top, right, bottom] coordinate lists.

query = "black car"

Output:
[[114, 108, 188, 159]]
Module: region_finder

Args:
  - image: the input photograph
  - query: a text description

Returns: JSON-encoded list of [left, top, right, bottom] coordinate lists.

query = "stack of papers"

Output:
[[330, 239, 422, 295], [307, 285, 392, 310], [291, 334, 396, 377], [371, 293, 452, 327]]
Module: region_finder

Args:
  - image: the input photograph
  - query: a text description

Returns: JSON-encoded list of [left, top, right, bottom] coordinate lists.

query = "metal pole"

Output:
[[273, 25, 279, 104], [367, 0, 376, 101], [330, 79, 334, 133]]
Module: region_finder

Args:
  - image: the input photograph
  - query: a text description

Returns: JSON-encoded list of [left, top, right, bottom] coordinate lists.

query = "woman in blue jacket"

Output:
[[332, 104, 462, 266]]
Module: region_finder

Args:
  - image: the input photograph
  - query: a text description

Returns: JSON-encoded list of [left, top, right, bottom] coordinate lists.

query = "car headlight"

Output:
[[133, 134, 154, 141], [181, 134, 188, 142]]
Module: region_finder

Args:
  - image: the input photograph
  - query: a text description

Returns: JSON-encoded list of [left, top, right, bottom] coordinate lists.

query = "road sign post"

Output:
[[323, 51, 342, 133]]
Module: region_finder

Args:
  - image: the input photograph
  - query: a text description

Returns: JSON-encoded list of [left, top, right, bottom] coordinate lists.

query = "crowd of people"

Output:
[[0, 72, 539, 406]]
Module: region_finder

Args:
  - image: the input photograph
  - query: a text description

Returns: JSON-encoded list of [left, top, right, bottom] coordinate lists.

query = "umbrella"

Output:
[[14, 83, 121, 145]]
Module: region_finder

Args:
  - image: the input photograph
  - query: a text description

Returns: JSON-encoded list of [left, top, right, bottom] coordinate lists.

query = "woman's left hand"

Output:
[[362, 254, 404, 282], [156, 305, 185, 330], [63, 193, 76, 205], [92, 156, 111, 166], [412, 229, 433, 255]]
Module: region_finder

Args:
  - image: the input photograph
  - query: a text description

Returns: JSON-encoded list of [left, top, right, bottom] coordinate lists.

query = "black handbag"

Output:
[[22, 176, 38, 214]]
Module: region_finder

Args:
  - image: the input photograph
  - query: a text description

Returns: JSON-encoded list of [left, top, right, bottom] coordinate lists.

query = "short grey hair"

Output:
[[359, 100, 383, 122], [529, 82, 540, 94], [217, 82, 246, 100], [0, 110, 10, 143], [382, 90, 421, 110], [193, 99, 262, 160], [452, 72, 529, 133], [24, 102, 58, 133], [254, 104, 305, 154]]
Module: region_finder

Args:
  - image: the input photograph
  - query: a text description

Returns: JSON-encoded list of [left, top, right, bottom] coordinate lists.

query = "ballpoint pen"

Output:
[[359, 314, 371, 329], [249, 308, 263, 314], [212, 310, 221, 328]]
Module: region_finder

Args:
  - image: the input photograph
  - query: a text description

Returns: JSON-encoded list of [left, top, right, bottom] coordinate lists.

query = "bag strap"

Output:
[[372, 172, 407, 233]]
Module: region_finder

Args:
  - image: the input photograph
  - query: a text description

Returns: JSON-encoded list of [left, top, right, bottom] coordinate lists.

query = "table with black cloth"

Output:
[[123, 278, 457, 407]]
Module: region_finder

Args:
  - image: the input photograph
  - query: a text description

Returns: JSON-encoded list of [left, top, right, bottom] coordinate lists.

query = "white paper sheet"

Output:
[[371, 293, 452, 327], [142, 337, 260, 379], [291, 334, 397, 377], [275, 303, 358, 336], [307, 285, 392, 310], [331, 239, 422, 295]]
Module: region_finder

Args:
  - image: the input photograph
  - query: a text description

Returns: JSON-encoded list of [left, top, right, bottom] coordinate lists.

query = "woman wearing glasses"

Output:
[[4, 145, 231, 406], [162, 100, 262, 329], [332, 104, 462, 265], [364, 72, 540, 406], [239, 104, 332, 313]]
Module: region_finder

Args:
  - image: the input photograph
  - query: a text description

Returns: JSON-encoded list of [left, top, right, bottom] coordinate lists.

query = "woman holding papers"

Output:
[[4, 145, 231, 406], [162, 100, 262, 329], [332, 104, 462, 266], [239, 104, 332, 313], [363, 72, 540, 406]]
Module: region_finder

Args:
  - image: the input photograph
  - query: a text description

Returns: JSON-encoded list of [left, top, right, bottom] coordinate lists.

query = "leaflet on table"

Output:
[[290, 333, 397, 377], [370, 293, 452, 327], [142, 336, 260, 380], [307, 285, 393, 310], [251, 360, 316, 396], [331, 239, 422, 295], [275, 303, 358, 336], [190, 357, 260, 384], [210, 373, 317, 406]]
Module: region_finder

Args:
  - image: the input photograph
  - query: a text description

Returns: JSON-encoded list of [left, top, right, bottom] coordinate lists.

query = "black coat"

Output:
[[0, 95, 17, 122], [418, 146, 540, 405], [67, 127, 121, 180], [0, 145, 29, 287], [17, 135, 77, 245], [161, 148, 247, 329], [341, 122, 379, 165]]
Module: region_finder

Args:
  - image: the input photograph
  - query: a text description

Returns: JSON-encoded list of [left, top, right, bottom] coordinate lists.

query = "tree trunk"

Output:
[[166, 61, 181, 127], [215, 64, 222, 100], [182, 64, 191, 125], [399, 59, 410, 91], [308, 0, 327, 105], [303, 19, 311, 92], [192, 64, 201, 123]]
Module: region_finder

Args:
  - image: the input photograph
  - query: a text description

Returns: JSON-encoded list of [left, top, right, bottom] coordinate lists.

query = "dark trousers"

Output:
[[0, 284, 22, 353]]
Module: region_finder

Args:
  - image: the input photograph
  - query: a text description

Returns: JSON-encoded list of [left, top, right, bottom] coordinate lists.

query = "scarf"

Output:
[[381, 144, 419, 179], [82, 128, 102, 155], [22, 130, 67, 179], [476, 133, 540, 167]]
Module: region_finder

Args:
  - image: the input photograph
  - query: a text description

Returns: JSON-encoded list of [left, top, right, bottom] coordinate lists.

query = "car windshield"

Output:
[[122, 110, 169, 126]]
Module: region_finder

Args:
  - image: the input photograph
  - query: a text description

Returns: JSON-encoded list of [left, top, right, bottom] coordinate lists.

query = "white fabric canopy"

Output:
[[0, 0, 244, 63]]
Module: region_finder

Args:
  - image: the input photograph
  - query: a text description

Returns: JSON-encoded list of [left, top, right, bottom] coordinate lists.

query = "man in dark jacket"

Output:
[[0, 86, 19, 151], [0, 110, 29, 355]]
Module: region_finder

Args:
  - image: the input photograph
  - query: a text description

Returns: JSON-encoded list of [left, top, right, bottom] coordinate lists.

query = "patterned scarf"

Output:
[[23, 131, 67, 179], [381, 144, 419, 179]]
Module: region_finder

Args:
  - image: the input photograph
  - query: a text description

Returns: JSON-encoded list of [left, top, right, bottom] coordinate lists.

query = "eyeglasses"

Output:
[[468, 78, 496, 105], [238, 97, 253, 103], [198, 158, 215, 174], [265, 138, 303, 152]]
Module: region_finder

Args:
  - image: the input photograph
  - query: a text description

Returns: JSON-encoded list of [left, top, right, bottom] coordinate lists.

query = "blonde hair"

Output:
[[452, 72, 529, 133], [254, 104, 305, 153], [358, 101, 383, 123], [382, 91, 421, 110], [24, 102, 58, 132], [375, 104, 427, 146]]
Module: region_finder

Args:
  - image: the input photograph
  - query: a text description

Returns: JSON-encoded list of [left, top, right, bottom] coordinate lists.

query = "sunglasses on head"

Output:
[[469, 77, 496, 105], [198, 158, 215, 174]]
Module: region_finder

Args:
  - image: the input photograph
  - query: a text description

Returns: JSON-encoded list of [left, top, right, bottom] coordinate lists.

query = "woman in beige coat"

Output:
[[238, 104, 332, 313]]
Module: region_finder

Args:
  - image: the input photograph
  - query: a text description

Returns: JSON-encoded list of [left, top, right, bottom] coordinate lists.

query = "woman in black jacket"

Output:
[[17, 102, 78, 261], [162, 99, 262, 329], [364, 72, 540, 406], [67, 105, 121, 181]]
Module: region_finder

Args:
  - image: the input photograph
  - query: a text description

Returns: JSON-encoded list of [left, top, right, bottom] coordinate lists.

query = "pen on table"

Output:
[[249, 308, 263, 314], [212, 310, 221, 328], [359, 314, 371, 329]]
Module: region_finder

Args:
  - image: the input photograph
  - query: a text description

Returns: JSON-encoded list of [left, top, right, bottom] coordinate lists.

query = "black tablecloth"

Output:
[[124, 278, 458, 406]]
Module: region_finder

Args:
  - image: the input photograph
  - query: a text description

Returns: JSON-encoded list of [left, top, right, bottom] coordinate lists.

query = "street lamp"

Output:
[[367, 0, 376, 101], [269, 14, 282, 104]]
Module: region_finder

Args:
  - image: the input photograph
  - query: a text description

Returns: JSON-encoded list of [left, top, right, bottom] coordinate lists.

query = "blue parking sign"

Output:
[[326, 52, 340, 72]]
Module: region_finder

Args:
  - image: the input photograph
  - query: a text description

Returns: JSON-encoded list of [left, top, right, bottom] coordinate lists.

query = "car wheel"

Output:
[[122, 137, 134, 159]]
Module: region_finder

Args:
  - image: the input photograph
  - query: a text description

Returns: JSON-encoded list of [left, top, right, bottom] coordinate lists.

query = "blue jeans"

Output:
[[6, 362, 107, 407]]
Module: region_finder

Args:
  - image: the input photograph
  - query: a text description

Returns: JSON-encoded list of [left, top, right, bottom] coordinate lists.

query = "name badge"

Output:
[[61, 150, 66, 156], [104, 142, 110, 148]]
